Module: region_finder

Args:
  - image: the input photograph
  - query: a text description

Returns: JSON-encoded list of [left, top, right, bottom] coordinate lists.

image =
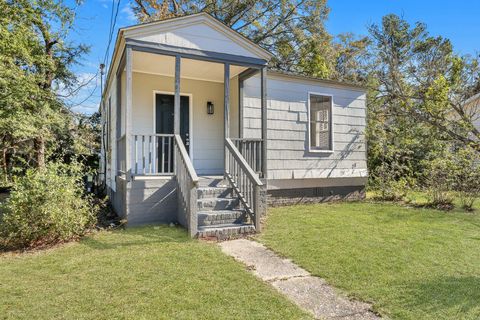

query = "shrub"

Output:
[[423, 156, 454, 210], [451, 148, 480, 212], [0, 163, 96, 250], [370, 162, 413, 201]]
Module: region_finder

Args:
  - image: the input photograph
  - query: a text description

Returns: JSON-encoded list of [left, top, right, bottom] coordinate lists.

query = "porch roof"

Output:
[[126, 38, 268, 68], [120, 12, 273, 61], [101, 13, 272, 106]]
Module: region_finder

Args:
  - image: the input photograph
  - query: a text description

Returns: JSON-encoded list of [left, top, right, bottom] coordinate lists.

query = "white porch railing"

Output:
[[117, 135, 126, 174], [174, 134, 199, 237], [230, 138, 263, 176], [133, 134, 174, 175], [225, 138, 263, 232]]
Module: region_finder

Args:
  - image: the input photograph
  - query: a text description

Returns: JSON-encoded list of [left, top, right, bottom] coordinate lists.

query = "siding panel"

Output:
[[243, 74, 367, 180]]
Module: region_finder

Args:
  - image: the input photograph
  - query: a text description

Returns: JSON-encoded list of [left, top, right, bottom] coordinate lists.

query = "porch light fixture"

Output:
[[207, 101, 214, 115]]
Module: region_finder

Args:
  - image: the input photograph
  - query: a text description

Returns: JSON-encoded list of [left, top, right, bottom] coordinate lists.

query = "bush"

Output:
[[370, 162, 413, 201], [0, 163, 96, 250], [451, 148, 480, 211], [424, 156, 454, 210]]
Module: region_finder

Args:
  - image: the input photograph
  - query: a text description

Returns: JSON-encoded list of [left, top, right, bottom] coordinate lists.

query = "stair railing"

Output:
[[230, 138, 263, 176], [225, 138, 263, 232], [174, 134, 199, 237]]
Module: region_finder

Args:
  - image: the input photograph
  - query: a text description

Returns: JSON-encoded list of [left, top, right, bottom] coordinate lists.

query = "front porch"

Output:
[[114, 40, 268, 237]]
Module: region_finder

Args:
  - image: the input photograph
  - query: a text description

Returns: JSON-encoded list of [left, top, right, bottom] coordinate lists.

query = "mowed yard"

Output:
[[258, 201, 480, 320], [0, 226, 309, 320], [1, 200, 479, 319]]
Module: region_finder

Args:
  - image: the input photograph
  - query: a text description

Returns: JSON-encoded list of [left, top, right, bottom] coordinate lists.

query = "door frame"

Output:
[[152, 90, 193, 158]]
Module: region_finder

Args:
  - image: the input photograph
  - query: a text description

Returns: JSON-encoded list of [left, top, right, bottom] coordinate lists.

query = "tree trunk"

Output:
[[34, 137, 46, 169]]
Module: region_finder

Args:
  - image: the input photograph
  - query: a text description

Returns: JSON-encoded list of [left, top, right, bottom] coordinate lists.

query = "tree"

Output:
[[332, 33, 370, 83], [0, 0, 88, 183], [131, 0, 337, 77], [366, 15, 480, 193], [368, 15, 480, 152]]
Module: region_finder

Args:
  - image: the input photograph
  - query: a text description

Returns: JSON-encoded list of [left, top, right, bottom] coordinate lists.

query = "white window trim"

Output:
[[307, 92, 334, 154]]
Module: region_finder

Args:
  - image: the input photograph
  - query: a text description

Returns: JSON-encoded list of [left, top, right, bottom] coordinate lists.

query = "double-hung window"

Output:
[[309, 94, 333, 151]]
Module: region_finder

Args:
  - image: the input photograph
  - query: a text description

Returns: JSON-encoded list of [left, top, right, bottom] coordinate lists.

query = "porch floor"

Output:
[[197, 175, 228, 187]]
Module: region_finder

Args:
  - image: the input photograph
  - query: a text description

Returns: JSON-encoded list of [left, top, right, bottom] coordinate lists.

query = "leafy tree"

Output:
[[0, 0, 89, 184], [131, 0, 338, 77], [332, 33, 370, 83], [367, 15, 480, 153], [366, 15, 480, 192]]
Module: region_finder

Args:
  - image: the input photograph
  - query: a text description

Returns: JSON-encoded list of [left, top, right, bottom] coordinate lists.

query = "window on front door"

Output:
[[155, 94, 190, 150]]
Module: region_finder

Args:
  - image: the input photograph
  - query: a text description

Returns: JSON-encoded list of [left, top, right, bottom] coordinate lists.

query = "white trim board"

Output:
[[307, 91, 335, 154]]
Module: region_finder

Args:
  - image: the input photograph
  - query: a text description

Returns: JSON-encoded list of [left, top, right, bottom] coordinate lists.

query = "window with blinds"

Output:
[[309, 94, 332, 151]]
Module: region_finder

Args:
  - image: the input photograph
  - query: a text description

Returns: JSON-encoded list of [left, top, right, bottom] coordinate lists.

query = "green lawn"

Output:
[[0, 226, 310, 320], [367, 190, 480, 212], [258, 202, 480, 320]]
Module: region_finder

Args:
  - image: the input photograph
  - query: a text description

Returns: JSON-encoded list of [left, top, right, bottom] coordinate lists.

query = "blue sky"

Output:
[[67, 0, 480, 114]]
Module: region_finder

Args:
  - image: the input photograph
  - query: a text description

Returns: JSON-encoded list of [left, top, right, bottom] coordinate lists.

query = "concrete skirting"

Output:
[[125, 176, 178, 226], [109, 175, 366, 226], [267, 185, 365, 207]]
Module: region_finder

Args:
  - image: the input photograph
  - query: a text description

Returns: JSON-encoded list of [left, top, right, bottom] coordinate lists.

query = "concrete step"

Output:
[[197, 210, 246, 226], [197, 197, 239, 211], [197, 176, 229, 188], [197, 187, 233, 199], [197, 223, 255, 238]]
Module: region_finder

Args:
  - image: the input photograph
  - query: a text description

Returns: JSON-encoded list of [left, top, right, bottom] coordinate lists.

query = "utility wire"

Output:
[[103, 0, 121, 70], [76, 0, 121, 112]]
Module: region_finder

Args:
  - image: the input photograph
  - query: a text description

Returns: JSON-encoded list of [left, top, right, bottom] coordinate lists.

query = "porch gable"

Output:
[[122, 13, 272, 62]]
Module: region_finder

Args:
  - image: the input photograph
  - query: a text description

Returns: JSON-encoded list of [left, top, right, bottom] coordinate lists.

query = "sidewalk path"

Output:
[[219, 239, 381, 320]]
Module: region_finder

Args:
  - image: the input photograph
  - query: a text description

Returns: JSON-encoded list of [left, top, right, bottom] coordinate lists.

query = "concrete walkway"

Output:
[[219, 239, 380, 320]]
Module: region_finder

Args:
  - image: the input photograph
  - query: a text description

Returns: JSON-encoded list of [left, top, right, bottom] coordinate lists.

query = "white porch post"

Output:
[[174, 55, 181, 135], [238, 76, 244, 138], [261, 66, 267, 179], [125, 46, 133, 181], [224, 63, 230, 176]]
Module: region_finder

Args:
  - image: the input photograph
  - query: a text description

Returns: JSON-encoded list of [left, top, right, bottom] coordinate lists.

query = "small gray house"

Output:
[[99, 13, 367, 237]]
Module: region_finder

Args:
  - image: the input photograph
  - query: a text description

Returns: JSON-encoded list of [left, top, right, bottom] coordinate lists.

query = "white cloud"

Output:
[[71, 100, 101, 115], [76, 72, 99, 90], [121, 5, 136, 23], [56, 70, 102, 114], [96, 0, 109, 10]]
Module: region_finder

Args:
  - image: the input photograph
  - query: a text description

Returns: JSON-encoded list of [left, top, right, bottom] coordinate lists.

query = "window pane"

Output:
[[310, 95, 331, 150]]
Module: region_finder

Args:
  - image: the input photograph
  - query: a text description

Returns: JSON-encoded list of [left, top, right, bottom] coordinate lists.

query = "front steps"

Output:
[[196, 176, 255, 238]]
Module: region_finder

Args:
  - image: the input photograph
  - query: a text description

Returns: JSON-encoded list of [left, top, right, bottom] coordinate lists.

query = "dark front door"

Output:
[[155, 94, 190, 172], [155, 94, 190, 146]]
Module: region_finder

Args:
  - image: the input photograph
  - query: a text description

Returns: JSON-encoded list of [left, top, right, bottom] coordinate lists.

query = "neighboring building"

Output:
[[99, 13, 367, 237], [465, 92, 480, 132]]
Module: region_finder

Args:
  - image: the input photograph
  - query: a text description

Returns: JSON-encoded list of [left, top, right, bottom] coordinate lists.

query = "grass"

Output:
[[0, 226, 310, 320], [367, 190, 480, 212], [258, 201, 480, 320]]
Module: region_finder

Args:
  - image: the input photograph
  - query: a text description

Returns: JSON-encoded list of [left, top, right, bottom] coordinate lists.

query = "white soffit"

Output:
[[132, 51, 247, 82]]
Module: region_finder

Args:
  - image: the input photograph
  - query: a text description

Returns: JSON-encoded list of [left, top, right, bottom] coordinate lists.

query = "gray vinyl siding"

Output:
[[244, 74, 367, 181]]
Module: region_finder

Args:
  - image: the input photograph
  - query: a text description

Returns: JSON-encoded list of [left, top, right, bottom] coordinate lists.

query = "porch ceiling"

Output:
[[132, 51, 247, 83]]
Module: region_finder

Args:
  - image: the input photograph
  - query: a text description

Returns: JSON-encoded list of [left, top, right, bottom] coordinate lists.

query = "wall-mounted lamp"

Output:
[[207, 101, 214, 115]]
